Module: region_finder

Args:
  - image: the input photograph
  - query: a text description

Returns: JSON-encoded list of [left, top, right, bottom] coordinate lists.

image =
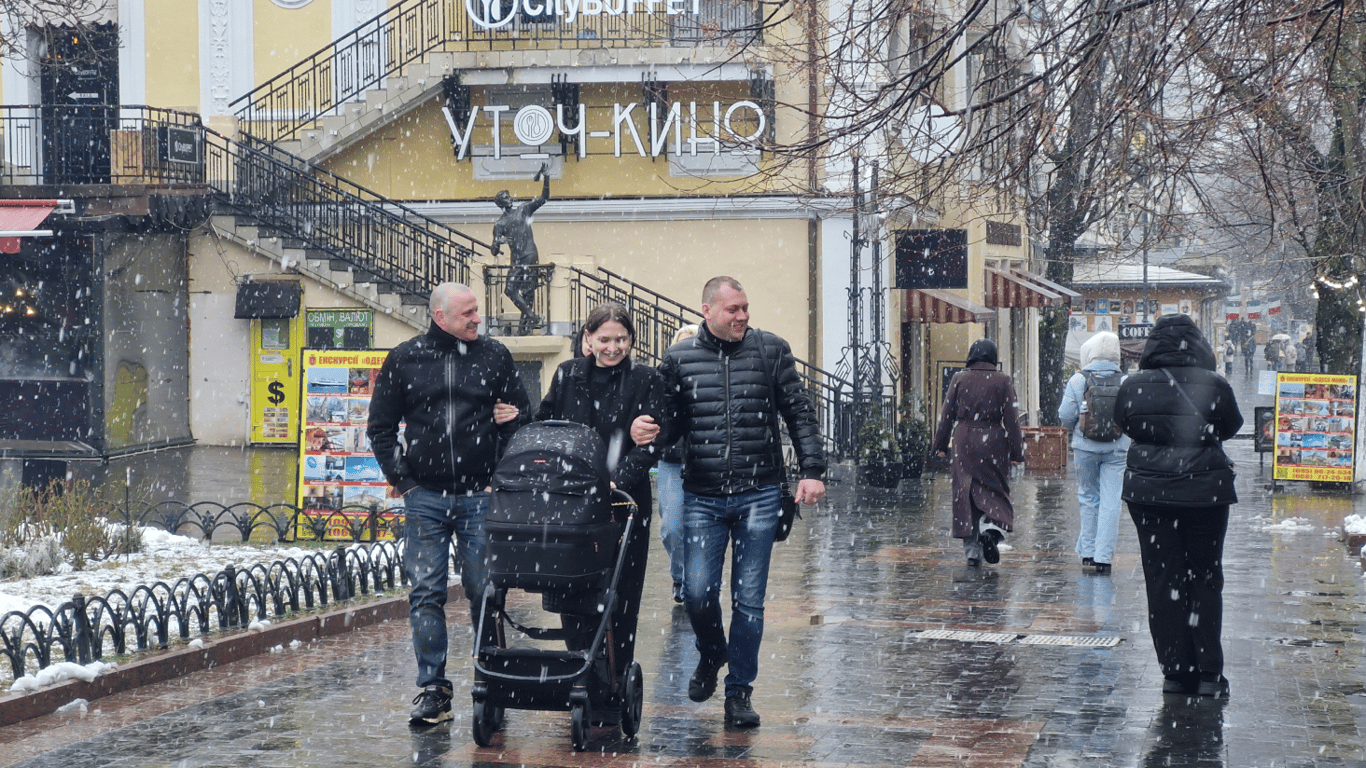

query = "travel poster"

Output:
[[296, 349, 403, 540], [1273, 373, 1357, 483]]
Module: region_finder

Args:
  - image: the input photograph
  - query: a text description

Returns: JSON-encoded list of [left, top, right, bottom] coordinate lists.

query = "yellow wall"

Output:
[[322, 82, 785, 201], [144, 0, 200, 109], [254, 0, 335, 88]]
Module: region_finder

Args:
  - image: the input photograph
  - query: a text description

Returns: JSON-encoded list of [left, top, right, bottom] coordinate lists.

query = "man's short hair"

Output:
[[702, 276, 743, 305], [429, 282, 473, 316]]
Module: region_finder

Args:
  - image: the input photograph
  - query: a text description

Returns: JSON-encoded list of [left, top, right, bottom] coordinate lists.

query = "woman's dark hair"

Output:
[[582, 302, 635, 341], [966, 338, 999, 366]]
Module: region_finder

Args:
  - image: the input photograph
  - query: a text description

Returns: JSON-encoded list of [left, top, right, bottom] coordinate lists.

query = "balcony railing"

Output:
[[231, 0, 763, 144], [0, 106, 207, 186]]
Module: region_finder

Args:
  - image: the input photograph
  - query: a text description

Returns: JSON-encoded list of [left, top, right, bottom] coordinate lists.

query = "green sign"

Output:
[[306, 309, 373, 350]]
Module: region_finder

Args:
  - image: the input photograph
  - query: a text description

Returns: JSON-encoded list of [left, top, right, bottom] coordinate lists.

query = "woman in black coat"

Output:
[[535, 302, 666, 689], [1114, 314, 1242, 699]]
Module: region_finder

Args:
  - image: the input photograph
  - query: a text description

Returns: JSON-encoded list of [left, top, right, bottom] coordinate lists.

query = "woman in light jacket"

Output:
[[1114, 314, 1242, 699], [1058, 332, 1130, 574]]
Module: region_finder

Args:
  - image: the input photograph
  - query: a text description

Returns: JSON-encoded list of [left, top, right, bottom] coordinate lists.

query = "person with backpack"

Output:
[[1058, 332, 1130, 575]]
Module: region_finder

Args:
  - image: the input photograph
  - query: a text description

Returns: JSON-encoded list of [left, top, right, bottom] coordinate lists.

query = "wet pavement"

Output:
[[6, 356, 1366, 766]]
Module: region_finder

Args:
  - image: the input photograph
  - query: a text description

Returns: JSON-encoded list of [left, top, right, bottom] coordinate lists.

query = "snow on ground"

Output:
[[0, 527, 334, 617]]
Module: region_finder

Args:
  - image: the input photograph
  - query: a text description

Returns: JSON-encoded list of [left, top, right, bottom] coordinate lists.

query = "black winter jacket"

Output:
[[535, 355, 667, 495], [658, 324, 825, 496], [1115, 314, 1243, 508], [366, 323, 532, 495]]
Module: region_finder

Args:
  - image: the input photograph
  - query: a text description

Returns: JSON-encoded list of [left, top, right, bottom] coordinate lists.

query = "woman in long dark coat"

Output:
[[1114, 313, 1241, 699], [931, 339, 1025, 566], [535, 302, 666, 698]]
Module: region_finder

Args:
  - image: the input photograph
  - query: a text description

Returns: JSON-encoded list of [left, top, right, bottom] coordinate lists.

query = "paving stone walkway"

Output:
[[4, 364, 1366, 766]]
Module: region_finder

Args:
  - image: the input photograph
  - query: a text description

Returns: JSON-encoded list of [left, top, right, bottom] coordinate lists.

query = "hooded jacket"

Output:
[[366, 322, 532, 495], [1059, 332, 1131, 453], [1114, 315, 1242, 507], [657, 323, 826, 496]]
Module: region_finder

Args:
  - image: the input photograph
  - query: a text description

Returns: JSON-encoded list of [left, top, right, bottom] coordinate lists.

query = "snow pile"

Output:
[[1344, 515, 1366, 535], [0, 527, 330, 617], [9, 660, 116, 693], [1259, 517, 1316, 533]]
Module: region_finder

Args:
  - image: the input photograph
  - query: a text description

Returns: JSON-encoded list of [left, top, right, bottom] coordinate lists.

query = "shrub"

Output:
[[0, 479, 144, 575]]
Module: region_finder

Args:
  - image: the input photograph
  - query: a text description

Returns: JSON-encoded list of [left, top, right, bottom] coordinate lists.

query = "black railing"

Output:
[[0, 106, 206, 186], [231, 0, 763, 144], [483, 264, 556, 336], [203, 129, 482, 296], [566, 265, 864, 459]]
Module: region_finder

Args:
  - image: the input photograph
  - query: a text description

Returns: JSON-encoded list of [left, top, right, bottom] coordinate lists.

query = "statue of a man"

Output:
[[492, 163, 550, 332]]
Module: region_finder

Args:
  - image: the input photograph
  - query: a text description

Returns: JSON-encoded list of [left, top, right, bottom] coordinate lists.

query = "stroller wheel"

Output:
[[472, 699, 502, 747], [570, 701, 591, 751], [620, 661, 644, 737]]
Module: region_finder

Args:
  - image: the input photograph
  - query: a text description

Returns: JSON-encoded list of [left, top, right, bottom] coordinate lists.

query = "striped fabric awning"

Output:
[[902, 289, 996, 324], [984, 267, 1079, 308]]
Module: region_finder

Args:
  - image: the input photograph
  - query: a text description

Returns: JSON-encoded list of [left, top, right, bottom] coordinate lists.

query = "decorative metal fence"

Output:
[[0, 501, 413, 684]]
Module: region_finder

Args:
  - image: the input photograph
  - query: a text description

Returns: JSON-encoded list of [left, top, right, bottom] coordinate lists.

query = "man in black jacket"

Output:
[[367, 282, 532, 726], [652, 276, 826, 728]]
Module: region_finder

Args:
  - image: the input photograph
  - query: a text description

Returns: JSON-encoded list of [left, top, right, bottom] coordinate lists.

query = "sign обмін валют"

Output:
[[1272, 373, 1357, 484], [297, 349, 401, 541]]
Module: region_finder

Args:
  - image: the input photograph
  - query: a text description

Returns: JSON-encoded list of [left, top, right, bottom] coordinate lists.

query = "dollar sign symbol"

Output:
[[267, 381, 286, 405]]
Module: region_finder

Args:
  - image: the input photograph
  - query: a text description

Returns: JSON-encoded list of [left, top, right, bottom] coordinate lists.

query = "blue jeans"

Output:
[[656, 461, 686, 586], [402, 487, 490, 691], [683, 485, 781, 698], [1074, 448, 1125, 564]]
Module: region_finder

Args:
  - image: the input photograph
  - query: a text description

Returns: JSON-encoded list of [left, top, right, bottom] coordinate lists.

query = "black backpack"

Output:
[[1078, 370, 1123, 442]]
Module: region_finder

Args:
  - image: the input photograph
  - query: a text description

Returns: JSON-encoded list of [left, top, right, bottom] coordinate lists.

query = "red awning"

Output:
[[0, 200, 58, 253], [985, 266, 1079, 308], [902, 288, 996, 324]]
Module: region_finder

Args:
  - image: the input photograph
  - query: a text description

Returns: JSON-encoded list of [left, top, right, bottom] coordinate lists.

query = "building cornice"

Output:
[[399, 195, 934, 225]]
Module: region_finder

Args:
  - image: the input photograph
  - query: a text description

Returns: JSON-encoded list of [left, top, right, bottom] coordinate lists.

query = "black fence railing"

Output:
[[203, 129, 481, 297], [0, 106, 207, 186], [483, 264, 556, 336], [231, 0, 763, 144], [565, 265, 869, 460], [0, 498, 420, 684]]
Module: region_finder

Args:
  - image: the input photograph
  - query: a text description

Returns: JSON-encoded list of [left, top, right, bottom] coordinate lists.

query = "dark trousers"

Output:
[[1128, 502, 1228, 680]]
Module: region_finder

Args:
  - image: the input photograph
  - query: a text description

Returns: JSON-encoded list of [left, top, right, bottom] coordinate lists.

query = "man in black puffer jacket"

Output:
[[1114, 313, 1241, 700], [367, 282, 532, 726], [652, 276, 826, 729]]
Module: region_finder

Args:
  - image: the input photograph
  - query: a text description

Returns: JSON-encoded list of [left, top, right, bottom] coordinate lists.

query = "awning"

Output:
[[234, 282, 302, 319], [985, 266, 1080, 308], [902, 288, 996, 324], [0, 200, 58, 253]]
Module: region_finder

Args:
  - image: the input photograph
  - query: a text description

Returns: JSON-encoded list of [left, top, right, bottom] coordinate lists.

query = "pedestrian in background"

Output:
[[931, 339, 1024, 567], [1242, 336, 1256, 376], [535, 301, 667, 690], [1221, 338, 1235, 377], [1114, 314, 1242, 699], [647, 276, 827, 728], [1058, 332, 1129, 575], [1283, 340, 1298, 372], [656, 323, 699, 604], [367, 282, 532, 725]]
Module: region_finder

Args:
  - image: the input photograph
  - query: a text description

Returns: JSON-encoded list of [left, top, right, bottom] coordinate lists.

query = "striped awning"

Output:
[[985, 267, 1079, 308], [903, 289, 996, 324]]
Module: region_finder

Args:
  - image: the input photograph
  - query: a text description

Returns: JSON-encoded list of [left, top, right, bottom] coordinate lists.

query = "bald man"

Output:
[[367, 282, 532, 726]]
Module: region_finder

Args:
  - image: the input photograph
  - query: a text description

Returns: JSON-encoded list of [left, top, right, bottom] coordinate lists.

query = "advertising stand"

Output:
[[1272, 373, 1357, 484]]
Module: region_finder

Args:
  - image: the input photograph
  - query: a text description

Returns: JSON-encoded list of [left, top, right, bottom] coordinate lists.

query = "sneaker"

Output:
[[980, 529, 1003, 564], [672, 581, 684, 603], [688, 654, 727, 702], [1093, 562, 1112, 575], [410, 685, 453, 725], [1197, 675, 1230, 699], [724, 691, 761, 728]]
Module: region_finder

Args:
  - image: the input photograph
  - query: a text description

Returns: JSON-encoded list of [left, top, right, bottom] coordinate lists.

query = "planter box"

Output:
[[1022, 426, 1069, 470]]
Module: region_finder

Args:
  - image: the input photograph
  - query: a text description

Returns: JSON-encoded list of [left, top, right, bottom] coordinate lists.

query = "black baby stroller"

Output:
[[472, 420, 645, 750]]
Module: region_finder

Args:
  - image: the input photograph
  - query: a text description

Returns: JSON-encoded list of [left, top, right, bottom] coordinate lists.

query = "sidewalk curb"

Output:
[[0, 592, 411, 727]]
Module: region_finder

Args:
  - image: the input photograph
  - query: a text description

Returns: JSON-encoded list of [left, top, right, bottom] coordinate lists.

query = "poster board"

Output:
[[297, 349, 402, 541], [1272, 373, 1357, 483]]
